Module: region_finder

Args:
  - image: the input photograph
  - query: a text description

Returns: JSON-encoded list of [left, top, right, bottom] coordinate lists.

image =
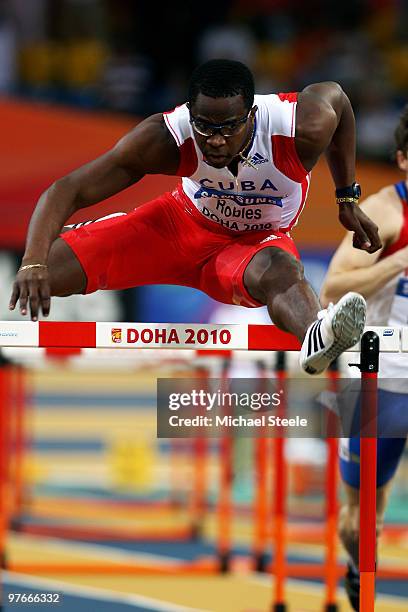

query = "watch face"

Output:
[[354, 183, 361, 198]]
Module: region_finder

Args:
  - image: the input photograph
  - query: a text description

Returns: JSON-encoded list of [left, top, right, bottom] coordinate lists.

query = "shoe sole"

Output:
[[304, 293, 366, 374], [323, 293, 366, 362]]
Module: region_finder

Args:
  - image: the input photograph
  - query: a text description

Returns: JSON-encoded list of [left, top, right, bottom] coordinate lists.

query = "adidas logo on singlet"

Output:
[[250, 152, 269, 165], [260, 235, 281, 244]]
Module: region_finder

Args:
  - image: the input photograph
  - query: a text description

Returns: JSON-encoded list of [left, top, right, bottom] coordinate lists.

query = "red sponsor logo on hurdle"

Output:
[[111, 328, 122, 343]]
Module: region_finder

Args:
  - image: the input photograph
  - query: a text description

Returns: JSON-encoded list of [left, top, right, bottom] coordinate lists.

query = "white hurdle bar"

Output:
[[0, 321, 402, 351]]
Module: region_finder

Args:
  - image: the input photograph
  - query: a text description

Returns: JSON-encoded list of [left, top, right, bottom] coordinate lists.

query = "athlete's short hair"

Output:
[[188, 59, 255, 111], [395, 104, 408, 155]]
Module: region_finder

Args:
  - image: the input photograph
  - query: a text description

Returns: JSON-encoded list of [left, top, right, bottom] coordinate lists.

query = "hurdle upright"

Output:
[[354, 331, 380, 612], [0, 320, 397, 611]]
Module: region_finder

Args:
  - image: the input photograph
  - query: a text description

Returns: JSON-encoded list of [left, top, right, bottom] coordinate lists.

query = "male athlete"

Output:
[[321, 106, 408, 609], [10, 59, 381, 374]]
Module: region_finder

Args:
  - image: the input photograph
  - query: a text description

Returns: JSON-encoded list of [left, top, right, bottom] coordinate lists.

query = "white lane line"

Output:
[[13, 533, 184, 565]]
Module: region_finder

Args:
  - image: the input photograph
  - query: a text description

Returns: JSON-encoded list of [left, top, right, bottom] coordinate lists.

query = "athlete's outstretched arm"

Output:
[[296, 82, 381, 254], [320, 190, 405, 304], [9, 114, 179, 318]]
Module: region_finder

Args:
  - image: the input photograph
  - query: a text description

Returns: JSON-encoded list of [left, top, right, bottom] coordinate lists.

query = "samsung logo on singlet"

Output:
[[194, 178, 283, 207], [194, 186, 283, 207]]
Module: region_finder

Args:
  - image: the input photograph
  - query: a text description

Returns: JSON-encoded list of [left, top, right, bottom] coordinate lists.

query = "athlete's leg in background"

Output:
[[339, 481, 391, 567]]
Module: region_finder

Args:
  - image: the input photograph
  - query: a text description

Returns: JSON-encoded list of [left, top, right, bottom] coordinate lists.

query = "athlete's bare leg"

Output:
[[48, 238, 87, 297], [244, 248, 366, 374], [339, 481, 391, 567], [244, 248, 320, 340]]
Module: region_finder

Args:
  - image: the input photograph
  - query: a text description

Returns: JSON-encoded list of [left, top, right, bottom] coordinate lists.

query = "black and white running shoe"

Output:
[[300, 292, 366, 375], [344, 560, 360, 611]]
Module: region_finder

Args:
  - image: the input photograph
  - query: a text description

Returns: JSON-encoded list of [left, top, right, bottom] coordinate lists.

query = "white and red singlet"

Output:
[[62, 94, 308, 306]]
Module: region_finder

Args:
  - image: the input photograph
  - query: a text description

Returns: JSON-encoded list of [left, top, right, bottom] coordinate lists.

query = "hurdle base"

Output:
[[254, 553, 269, 573], [218, 552, 231, 573], [272, 603, 287, 612], [9, 516, 23, 532], [324, 604, 338, 612], [0, 551, 7, 569], [190, 522, 203, 541]]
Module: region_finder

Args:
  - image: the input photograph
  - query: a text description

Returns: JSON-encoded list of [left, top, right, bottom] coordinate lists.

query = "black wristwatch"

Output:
[[335, 182, 361, 204]]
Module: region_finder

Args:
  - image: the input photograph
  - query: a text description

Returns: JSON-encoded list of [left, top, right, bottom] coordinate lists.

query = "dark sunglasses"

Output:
[[189, 112, 250, 138]]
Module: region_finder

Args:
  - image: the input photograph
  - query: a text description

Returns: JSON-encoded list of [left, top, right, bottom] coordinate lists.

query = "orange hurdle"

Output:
[[0, 361, 13, 575], [253, 360, 269, 572], [358, 332, 379, 612], [324, 361, 340, 612], [0, 366, 7, 569], [272, 351, 287, 612]]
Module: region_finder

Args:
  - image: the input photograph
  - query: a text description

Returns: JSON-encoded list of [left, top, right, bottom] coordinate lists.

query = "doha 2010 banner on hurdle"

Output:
[[0, 321, 402, 351]]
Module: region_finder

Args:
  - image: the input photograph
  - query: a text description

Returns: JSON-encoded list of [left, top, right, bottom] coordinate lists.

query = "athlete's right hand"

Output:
[[338, 202, 382, 253], [9, 265, 51, 321]]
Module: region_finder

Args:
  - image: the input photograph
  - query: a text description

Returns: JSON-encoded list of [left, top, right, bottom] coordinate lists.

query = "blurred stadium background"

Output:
[[1, 0, 408, 322], [0, 1, 408, 611]]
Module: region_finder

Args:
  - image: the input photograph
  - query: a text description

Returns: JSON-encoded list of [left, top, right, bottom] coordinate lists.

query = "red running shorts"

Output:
[[61, 189, 300, 308]]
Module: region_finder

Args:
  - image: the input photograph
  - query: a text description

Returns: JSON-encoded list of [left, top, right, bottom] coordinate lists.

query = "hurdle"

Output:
[[0, 321, 403, 611], [354, 332, 379, 612], [324, 360, 340, 612], [272, 351, 288, 612], [8, 352, 217, 544]]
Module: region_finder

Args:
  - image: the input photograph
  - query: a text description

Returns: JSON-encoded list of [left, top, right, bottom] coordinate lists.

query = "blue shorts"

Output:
[[339, 388, 407, 489]]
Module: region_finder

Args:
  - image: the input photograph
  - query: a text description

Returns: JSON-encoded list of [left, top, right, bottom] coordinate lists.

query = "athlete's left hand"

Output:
[[338, 203, 382, 253]]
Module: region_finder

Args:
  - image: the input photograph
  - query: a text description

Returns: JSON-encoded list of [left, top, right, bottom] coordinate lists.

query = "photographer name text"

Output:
[[168, 415, 308, 428]]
